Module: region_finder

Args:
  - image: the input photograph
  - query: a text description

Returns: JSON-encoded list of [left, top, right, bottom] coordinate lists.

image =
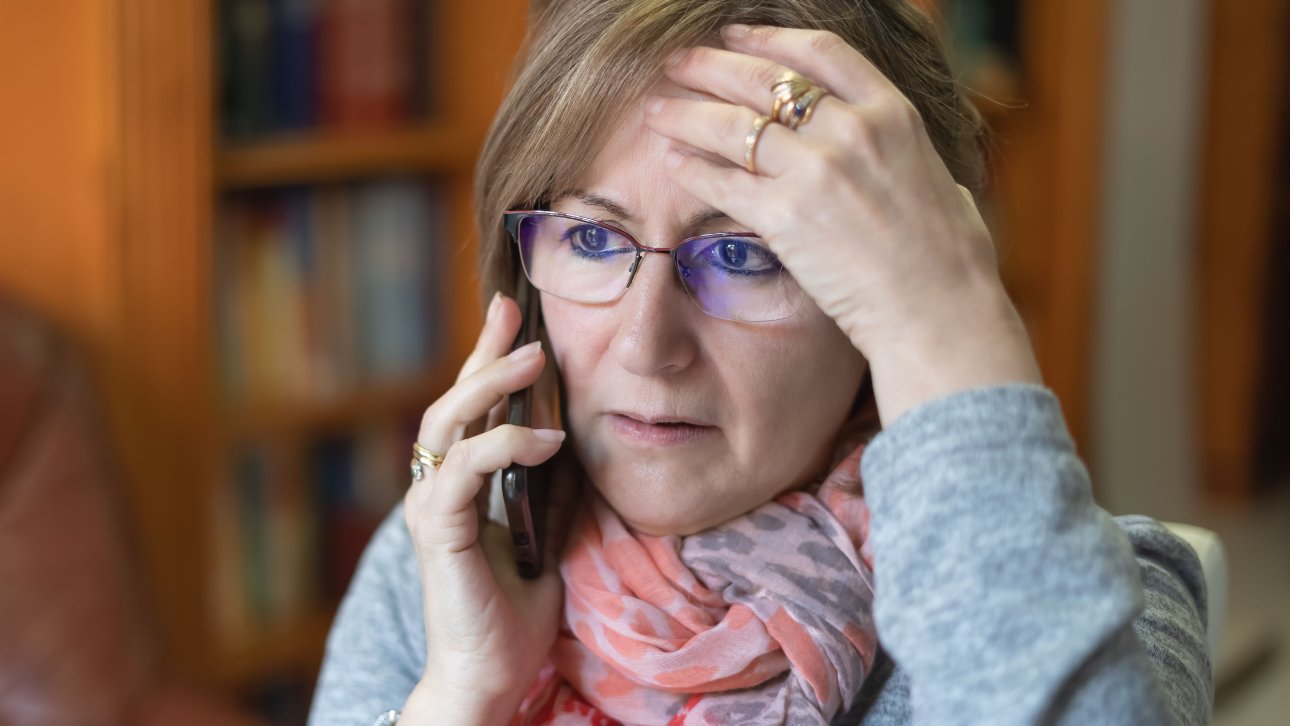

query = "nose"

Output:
[[609, 250, 700, 377]]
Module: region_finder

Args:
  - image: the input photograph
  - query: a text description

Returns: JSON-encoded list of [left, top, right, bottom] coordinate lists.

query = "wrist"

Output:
[[863, 284, 1042, 427], [400, 678, 516, 726]]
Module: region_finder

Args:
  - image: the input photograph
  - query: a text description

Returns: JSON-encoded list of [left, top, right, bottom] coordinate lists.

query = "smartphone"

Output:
[[501, 266, 549, 579]]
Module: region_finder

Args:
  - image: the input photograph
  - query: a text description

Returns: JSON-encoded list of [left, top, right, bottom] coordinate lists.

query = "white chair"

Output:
[[1161, 521, 1227, 669]]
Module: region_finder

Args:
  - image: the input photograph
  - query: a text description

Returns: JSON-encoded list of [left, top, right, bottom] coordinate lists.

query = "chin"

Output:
[[590, 474, 739, 537]]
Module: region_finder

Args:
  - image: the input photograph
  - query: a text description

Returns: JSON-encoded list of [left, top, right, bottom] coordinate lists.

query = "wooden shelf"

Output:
[[207, 607, 335, 690], [220, 365, 456, 437], [217, 123, 482, 188]]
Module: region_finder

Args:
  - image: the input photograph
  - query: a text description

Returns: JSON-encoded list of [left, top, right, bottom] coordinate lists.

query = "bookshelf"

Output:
[[0, 0, 525, 715], [200, 0, 532, 710]]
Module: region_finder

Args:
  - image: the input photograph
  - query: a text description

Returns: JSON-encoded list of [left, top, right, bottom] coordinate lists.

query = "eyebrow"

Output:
[[563, 190, 732, 232]]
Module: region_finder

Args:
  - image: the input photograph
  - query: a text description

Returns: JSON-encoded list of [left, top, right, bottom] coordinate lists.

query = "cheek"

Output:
[[723, 316, 866, 465], [540, 295, 609, 411]]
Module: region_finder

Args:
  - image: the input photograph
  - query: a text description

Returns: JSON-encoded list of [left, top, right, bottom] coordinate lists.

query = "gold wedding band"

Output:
[[744, 114, 773, 175], [410, 441, 446, 481]]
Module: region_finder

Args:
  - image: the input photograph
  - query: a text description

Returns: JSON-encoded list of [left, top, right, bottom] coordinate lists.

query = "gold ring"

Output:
[[410, 441, 446, 481], [785, 86, 831, 130], [769, 71, 815, 122], [744, 114, 773, 174]]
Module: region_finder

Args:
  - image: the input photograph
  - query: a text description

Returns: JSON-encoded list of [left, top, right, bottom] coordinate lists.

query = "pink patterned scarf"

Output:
[[512, 444, 878, 725]]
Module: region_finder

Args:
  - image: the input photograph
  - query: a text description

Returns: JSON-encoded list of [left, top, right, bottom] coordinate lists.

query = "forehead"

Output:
[[559, 77, 733, 222]]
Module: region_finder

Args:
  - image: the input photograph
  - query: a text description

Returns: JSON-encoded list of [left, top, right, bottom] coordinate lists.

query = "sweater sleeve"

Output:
[[857, 383, 1212, 725], [307, 504, 426, 726]]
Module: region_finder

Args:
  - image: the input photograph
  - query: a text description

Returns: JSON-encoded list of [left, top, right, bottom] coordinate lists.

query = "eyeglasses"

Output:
[[502, 210, 805, 322]]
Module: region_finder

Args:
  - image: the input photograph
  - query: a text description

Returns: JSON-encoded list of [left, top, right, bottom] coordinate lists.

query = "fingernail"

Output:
[[645, 96, 665, 115], [664, 149, 685, 169], [722, 24, 750, 40], [534, 428, 566, 442], [487, 291, 502, 322], [510, 340, 541, 360]]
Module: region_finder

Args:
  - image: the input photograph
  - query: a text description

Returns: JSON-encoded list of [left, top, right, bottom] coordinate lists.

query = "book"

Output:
[[350, 177, 433, 381], [222, 0, 275, 138], [318, 0, 415, 131], [270, 0, 321, 130]]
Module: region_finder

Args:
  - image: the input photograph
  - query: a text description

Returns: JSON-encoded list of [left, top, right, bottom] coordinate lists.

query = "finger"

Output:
[[456, 293, 522, 385], [646, 96, 825, 178], [663, 44, 861, 125], [419, 339, 545, 453], [484, 397, 507, 432], [714, 25, 899, 105], [432, 425, 567, 521], [660, 149, 784, 240]]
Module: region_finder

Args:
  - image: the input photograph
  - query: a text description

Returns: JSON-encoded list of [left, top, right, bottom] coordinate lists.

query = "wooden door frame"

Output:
[[1195, 0, 1290, 501], [990, 0, 1110, 459]]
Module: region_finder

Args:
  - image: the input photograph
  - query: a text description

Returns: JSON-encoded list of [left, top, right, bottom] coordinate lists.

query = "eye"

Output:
[[560, 223, 631, 259], [698, 237, 781, 276], [567, 224, 610, 252]]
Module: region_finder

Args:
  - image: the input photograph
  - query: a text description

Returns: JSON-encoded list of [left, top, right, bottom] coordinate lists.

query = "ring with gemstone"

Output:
[[410, 441, 445, 481]]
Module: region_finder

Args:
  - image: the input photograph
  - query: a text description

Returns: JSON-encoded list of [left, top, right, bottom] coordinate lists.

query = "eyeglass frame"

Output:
[[501, 208, 804, 322]]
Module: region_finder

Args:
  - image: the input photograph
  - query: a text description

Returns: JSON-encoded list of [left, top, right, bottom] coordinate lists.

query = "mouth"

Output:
[[606, 411, 717, 446]]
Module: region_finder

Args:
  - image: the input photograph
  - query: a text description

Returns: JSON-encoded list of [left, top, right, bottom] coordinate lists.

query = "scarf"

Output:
[[511, 443, 878, 726]]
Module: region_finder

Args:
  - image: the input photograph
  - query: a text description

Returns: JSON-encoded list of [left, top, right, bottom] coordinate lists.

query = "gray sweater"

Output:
[[308, 384, 1212, 725]]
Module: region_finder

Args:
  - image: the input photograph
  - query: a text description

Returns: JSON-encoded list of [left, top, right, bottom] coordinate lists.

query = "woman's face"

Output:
[[542, 80, 867, 536]]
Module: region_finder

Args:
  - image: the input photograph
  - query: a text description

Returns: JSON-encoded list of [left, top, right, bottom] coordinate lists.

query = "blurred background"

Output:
[[0, 0, 1284, 723]]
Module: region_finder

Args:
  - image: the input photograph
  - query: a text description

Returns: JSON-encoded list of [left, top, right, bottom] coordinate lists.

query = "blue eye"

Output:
[[697, 237, 781, 277], [561, 223, 631, 260]]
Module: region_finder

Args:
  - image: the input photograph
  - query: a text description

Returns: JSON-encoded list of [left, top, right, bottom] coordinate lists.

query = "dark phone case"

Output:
[[501, 273, 548, 579]]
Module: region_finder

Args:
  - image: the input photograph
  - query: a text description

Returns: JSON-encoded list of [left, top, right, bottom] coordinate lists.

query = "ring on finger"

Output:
[[743, 113, 773, 175], [769, 70, 814, 121], [783, 86, 832, 130], [410, 441, 446, 481]]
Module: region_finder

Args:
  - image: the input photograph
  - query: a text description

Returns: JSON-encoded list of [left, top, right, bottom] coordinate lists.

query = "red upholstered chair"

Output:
[[0, 299, 262, 726]]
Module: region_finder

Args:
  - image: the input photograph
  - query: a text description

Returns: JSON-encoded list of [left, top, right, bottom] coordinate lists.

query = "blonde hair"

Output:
[[473, 0, 988, 305]]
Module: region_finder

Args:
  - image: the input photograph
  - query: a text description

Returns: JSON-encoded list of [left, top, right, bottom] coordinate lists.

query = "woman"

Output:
[[310, 0, 1211, 724]]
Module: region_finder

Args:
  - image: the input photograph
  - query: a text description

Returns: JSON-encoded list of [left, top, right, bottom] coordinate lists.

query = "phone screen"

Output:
[[501, 266, 549, 579]]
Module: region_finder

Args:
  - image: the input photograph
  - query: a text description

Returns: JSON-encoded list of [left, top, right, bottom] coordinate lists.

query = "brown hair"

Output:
[[473, 0, 988, 305]]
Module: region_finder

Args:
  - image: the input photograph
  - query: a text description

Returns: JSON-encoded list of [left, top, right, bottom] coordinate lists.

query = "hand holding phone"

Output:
[[402, 288, 569, 715]]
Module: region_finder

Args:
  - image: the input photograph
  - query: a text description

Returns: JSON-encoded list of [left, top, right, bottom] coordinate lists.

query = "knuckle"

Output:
[[807, 145, 849, 176], [721, 108, 749, 143], [744, 59, 780, 96], [445, 437, 473, 469], [877, 93, 922, 129], [707, 172, 738, 206], [420, 400, 443, 432], [895, 98, 924, 129], [807, 30, 846, 57], [836, 109, 877, 150], [675, 45, 705, 74]]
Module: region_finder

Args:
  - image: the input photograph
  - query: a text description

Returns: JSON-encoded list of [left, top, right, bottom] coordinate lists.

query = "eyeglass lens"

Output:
[[510, 212, 804, 322]]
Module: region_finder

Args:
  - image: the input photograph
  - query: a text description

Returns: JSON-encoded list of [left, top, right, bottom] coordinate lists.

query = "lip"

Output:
[[607, 412, 717, 446], [608, 410, 712, 426]]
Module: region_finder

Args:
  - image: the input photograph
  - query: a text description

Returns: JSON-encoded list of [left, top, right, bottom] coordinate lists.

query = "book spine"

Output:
[[318, 0, 413, 130], [227, 0, 275, 137], [270, 0, 321, 130]]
